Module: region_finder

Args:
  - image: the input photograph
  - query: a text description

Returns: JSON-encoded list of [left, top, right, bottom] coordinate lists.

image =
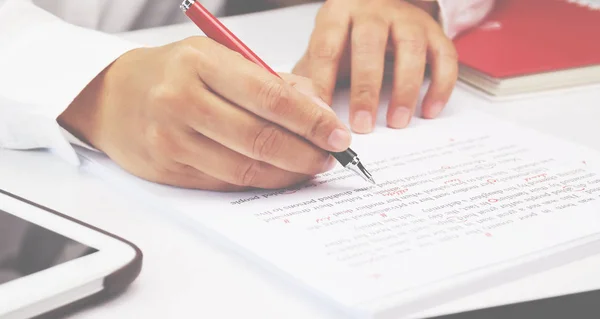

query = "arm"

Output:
[[0, 0, 141, 165]]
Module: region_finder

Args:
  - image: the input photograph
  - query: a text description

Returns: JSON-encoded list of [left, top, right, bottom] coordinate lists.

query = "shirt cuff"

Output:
[[0, 0, 142, 165], [435, 0, 496, 39], [416, 0, 496, 39]]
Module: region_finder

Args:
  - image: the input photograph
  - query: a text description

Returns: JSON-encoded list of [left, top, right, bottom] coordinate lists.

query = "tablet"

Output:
[[0, 189, 142, 319]]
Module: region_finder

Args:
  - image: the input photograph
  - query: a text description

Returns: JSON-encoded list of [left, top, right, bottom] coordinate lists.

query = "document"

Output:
[[79, 96, 600, 318]]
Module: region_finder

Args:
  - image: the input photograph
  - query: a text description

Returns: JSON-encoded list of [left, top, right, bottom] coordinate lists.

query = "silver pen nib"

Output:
[[346, 157, 377, 185]]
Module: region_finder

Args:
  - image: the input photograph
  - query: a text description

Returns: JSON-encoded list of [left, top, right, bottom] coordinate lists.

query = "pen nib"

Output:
[[353, 161, 377, 186]]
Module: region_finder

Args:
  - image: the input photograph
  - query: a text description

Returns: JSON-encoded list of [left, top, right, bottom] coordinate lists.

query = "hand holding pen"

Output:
[[59, 0, 376, 191], [181, 0, 375, 185]]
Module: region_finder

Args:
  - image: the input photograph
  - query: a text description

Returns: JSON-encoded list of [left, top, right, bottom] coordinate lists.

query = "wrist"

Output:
[[57, 64, 111, 151]]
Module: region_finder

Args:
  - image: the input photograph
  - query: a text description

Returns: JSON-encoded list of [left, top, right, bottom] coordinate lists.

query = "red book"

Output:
[[453, 0, 600, 97]]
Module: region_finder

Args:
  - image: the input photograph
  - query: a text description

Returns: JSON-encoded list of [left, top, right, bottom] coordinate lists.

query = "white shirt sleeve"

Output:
[[0, 0, 142, 165], [435, 0, 496, 39]]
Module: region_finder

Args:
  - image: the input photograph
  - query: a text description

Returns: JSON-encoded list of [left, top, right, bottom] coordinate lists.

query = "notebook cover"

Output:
[[453, 0, 600, 79], [0, 188, 143, 319]]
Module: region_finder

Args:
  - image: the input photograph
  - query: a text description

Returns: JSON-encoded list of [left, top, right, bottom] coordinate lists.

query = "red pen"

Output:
[[180, 0, 279, 77], [179, 0, 376, 185]]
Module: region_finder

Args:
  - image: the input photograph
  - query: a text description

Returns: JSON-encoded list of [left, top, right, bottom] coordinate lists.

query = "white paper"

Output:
[[78, 92, 600, 318]]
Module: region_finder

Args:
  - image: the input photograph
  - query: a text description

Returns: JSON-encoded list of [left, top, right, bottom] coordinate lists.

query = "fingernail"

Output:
[[328, 128, 351, 151], [321, 156, 338, 172], [389, 106, 411, 129], [352, 110, 373, 133], [428, 102, 445, 118], [312, 96, 335, 113]]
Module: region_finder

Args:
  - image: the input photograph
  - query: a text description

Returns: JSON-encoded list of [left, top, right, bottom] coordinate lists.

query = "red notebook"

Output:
[[453, 0, 600, 97]]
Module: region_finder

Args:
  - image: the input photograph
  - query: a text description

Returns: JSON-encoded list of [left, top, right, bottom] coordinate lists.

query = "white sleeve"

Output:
[[434, 0, 496, 39], [0, 0, 142, 165]]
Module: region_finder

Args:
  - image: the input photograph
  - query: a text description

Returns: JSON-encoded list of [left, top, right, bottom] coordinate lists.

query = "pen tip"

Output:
[[368, 176, 377, 186]]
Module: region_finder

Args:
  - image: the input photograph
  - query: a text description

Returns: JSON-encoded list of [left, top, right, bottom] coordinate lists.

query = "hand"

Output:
[[293, 0, 458, 133], [58, 37, 352, 191]]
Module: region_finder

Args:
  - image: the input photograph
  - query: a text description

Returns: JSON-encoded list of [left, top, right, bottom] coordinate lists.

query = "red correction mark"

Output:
[[524, 173, 547, 182], [485, 233, 492, 237], [583, 161, 587, 165], [382, 188, 409, 197], [487, 179, 497, 184], [564, 185, 586, 192], [380, 213, 388, 218], [283, 219, 290, 224], [316, 216, 331, 223], [488, 198, 499, 203], [444, 179, 462, 185]]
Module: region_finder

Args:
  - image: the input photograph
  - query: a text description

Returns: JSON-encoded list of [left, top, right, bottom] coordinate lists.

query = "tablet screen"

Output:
[[0, 209, 98, 285]]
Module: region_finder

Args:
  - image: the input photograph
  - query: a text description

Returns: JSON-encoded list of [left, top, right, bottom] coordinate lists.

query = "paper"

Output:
[[80, 101, 600, 318]]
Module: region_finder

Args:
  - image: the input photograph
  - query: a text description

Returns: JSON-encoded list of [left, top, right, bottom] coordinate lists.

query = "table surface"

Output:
[[2, 3, 600, 319]]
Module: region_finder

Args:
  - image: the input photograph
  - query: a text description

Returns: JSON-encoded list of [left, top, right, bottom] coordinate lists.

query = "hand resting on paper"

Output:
[[293, 0, 458, 133], [57, 37, 351, 191]]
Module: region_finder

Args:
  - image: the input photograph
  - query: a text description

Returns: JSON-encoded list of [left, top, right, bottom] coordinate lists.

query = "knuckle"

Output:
[[352, 29, 387, 56], [234, 161, 261, 186], [395, 81, 420, 97], [395, 34, 427, 56], [252, 124, 285, 161], [306, 109, 332, 140], [352, 83, 379, 107], [309, 35, 342, 62], [149, 84, 178, 105], [171, 42, 200, 64], [177, 37, 218, 73], [442, 45, 459, 61], [148, 85, 185, 116], [257, 80, 292, 116]]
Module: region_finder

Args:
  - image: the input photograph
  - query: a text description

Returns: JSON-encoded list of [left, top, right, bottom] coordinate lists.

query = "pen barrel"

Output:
[[183, 0, 280, 77], [331, 149, 358, 167]]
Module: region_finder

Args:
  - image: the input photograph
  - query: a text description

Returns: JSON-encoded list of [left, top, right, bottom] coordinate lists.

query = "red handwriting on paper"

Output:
[[488, 198, 499, 203], [583, 161, 587, 165], [563, 185, 586, 192], [283, 219, 290, 224], [444, 179, 463, 185], [382, 188, 409, 197], [487, 179, 497, 184], [380, 213, 388, 218], [524, 173, 547, 182], [485, 233, 493, 237], [316, 216, 331, 224]]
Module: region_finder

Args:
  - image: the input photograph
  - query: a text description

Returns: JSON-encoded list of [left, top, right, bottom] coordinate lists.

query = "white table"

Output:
[[2, 3, 600, 318]]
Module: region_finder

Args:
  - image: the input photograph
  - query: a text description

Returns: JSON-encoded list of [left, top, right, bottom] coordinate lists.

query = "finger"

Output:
[[185, 90, 334, 176], [387, 24, 428, 129], [193, 43, 352, 153], [279, 72, 334, 113], [301, 3, 351, 104], [421, 32, 458, 119], [349, 15, 389, 134], [174, 130, 317, 189]]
